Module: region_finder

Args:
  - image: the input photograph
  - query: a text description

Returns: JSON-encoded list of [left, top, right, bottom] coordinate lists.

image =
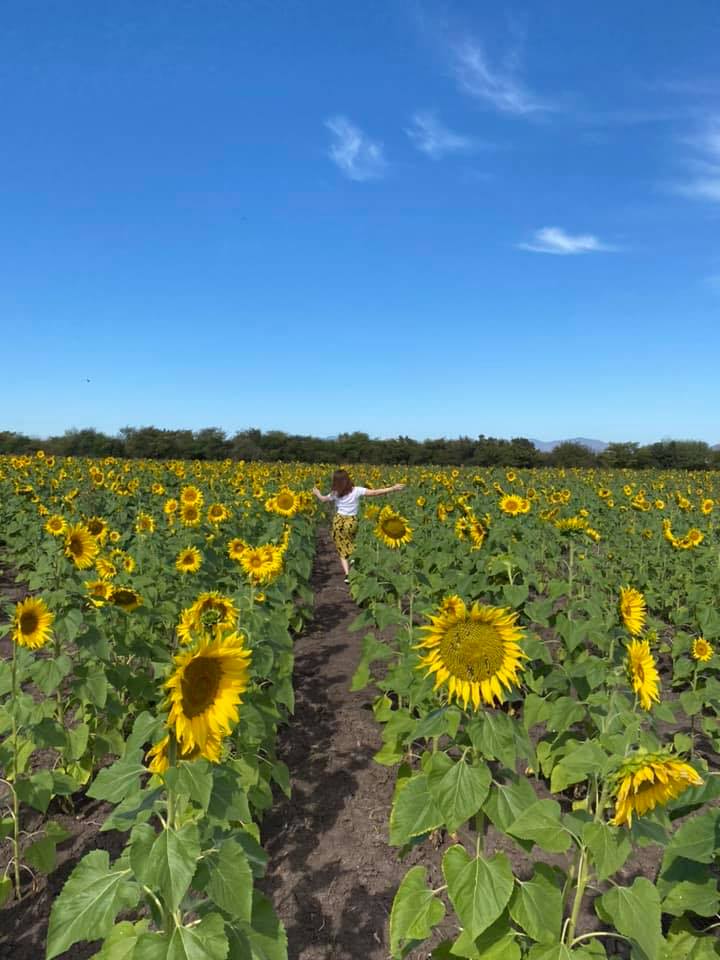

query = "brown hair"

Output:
[[331, 469, 353, 498]]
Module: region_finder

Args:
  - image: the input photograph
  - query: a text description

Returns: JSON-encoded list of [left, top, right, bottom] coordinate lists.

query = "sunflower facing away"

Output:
[[13, 597, 55, 650], [619, 586, 647, 636], [164, 631, 251, 761], [177, 591, 238, 644], [610, 752, 703, 827], [375, 508, 413, 549], [626, 638, 661, 711], [64, 524, 100, 570], [692, 637, 714, 662], [176, 546, 202, 574], [110, 586, 143, 613], [416, 599, 526, 709]]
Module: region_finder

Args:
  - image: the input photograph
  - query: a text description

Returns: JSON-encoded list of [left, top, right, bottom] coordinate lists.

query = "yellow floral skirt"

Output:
[[332, 514, 359, 559]]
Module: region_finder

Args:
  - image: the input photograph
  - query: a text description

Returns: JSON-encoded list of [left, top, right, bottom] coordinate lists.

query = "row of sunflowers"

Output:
[[0, 453, 321, 959], [341, 465, 720, 958]]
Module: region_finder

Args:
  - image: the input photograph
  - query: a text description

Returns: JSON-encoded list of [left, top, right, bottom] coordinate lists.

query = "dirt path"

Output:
[[261, 527, 436, 960]]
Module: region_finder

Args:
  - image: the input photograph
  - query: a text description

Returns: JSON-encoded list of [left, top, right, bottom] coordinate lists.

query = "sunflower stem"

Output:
[[10, 640, 22, 900], [474, 811, 486, 855], [565, 844, 588, 945], [166, 733, 178, 831]]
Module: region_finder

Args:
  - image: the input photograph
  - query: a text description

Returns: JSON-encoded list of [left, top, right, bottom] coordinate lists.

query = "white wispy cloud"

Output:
[[325, 115, 386, 181], [452, 39, 551, 115], [518, 227, 616, 255], [405, 111, 476, 158], [676, 115, 720, 202]]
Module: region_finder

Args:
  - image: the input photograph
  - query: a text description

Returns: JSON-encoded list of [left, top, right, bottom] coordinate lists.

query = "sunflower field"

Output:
[[1, 455, 719, 959]]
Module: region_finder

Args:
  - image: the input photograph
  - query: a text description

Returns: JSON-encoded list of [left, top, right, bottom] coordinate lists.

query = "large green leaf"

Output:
[[87, 758, 147, 804], [226, 891, 288, 960], [509, 864, 562, 943], [93, 921, 150, 960], [662, 878, 720, 917], [665, 810, 720, 863], [389, 866, 445, 957], [507, 799, 572, 854], [134, 913, 228, 960], [583, 821, 631, 881], [549, 741, 607, 794], [442, 845, 514, 940], [165, 760, 213, 812], [389, 773, 444, 845], [599, 877, 663, 960], [483, 776, 538, 833], [145, 823, 201, 912], [662, 918, 720, 959], [450, 913, 520, 959], [46, 851, 140, 960], [206, 840, 253, 921], [427, 754, 491, 834]]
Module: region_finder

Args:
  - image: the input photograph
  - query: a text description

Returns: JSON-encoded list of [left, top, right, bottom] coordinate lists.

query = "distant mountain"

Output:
[[531, 438, 608, 453]]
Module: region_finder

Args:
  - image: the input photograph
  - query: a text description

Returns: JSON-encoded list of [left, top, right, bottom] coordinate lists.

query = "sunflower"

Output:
[[180, 503, 202, 527], [227, 537, 248, 561], [499, 494, 523, 516], [13, 597, 55, 650], [207, 502, 230, 525], [691, 637, 714, 662], [555, 516, 587, 533], [686, 528, 704, 547], [375, 508, 413, 549], [469, 519, 486, 550], [176, 547, 202, 574], [164, 631, 251, 760], [45, 515, 66, 536], [610, 752, 703, 827], [85, 579, 112, 607], [415, 600, 526, 709], [163, 498, 179, 518], [177, 591, 238, 644], [95, 556, 117, 580], [65, 524, 100, 569], [240, 546, 281, 584], [145, 732, 219, 774], [439, 595, 465, 617], [626, 639, 660, 710], [110, 586, 143, 612], [135, 512, 156, 534], [270, 488, 298, 517], [85, 516, 109, 542], [619, 586, 646, 636], [701, 498, 714, 515], [180, 485, 204, 507]]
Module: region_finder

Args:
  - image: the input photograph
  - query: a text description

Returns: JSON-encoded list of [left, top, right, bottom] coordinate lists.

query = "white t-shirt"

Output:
[[330, 486, 367, 517]]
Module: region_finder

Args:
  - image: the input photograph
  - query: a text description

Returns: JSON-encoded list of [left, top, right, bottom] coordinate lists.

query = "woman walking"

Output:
[[312, 469, 405, 580]]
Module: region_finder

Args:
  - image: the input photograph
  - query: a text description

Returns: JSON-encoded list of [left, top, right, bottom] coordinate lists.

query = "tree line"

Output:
[[1, 428, 719, 469]]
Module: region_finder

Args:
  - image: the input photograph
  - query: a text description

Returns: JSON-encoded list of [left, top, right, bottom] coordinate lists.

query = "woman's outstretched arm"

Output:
[[312, 486, 334, 502], [363, 483, 406, 498]]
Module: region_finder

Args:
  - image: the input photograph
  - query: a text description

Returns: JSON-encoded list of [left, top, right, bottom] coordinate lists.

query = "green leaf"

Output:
[[599, 876, 663, 960], [509, 864, 562, 943], [389, 866, 445, 957], [30, 655, 72, 696], [350, 632, 393, 691], [145, 823, 200, 912], [25, 823, 71, 874], [666, 810, 720, 863], [662, 878, 720, 917], [67, 723, 90, 761], [93, 921, 150, 960], [206, 840, 253, 921], [483, 776, 538, 833], [427, 754, 491, 834], [546, 697, 585, 735], [549, 741, 607, 794], [507, 799, 572, 854], [662, 918, 720, 959], [135, 913, 228, 960], [15, 769, 54, 813], [389, 774, 444, 846], [583, 822, 632, 881], [165, 760, 213, 812], [129, 822, 157, 885], [226, 891, 288, 960], [102, 786, 162, 833], [442, 845, 514, 940], [124, 712, 164, 758], [0, 876, 13, 908], [450, 913, 520, 959], [87, 759, 146, 804], [46, 850, 140, 960]]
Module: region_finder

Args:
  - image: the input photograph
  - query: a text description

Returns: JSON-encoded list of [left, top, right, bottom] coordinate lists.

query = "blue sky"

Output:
[[3, 1, 720, 444]]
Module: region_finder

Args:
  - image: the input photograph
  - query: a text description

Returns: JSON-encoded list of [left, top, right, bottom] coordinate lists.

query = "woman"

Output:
[[312, 470, 405, 580]]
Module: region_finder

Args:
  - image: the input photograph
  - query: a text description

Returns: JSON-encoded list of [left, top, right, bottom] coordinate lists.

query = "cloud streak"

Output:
[[518, 227, 616, 255], [405, 111, 476, 158], [325, 115, 386, 182], [452, 39, 550, 115], [676, 115, 720, 202]]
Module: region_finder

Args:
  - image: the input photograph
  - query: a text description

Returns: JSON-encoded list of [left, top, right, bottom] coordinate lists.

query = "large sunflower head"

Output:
[[499, 494, 524, 516], [626, 638, 660, 710], [609, 751, 703, 827], [13, 597, 55, 650], [375, 508, 413, 549], [65, 524, 100, 569], [415, 600, 527, 710], [619, 586, 647, 636], [271, 488, 298, 517], [164, 631, 252, 760], [176, 546, 202, 574]]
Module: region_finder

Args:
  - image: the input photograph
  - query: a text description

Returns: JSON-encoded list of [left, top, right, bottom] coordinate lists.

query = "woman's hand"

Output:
[[312, 486, 322, 498], [394, 483, 406, 491]]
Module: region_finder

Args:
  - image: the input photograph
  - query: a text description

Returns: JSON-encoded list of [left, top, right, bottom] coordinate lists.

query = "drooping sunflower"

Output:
[[110, 586, 143, 613], [626, 639, 660, 710], [45, 515, 66, 537], [468, 519, 486, 550], [176, 547, 202, 574], [177, 591, 238, 644], [610, 752, 703, 827], [691, 637, 714, 663], [415, 600, 526, 709], [65, 524, 100, 570], [13, 597, 55, 650], [164, 631, 251, 760], [619, 586, 647, 636], [375, 508, 413, 549]]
